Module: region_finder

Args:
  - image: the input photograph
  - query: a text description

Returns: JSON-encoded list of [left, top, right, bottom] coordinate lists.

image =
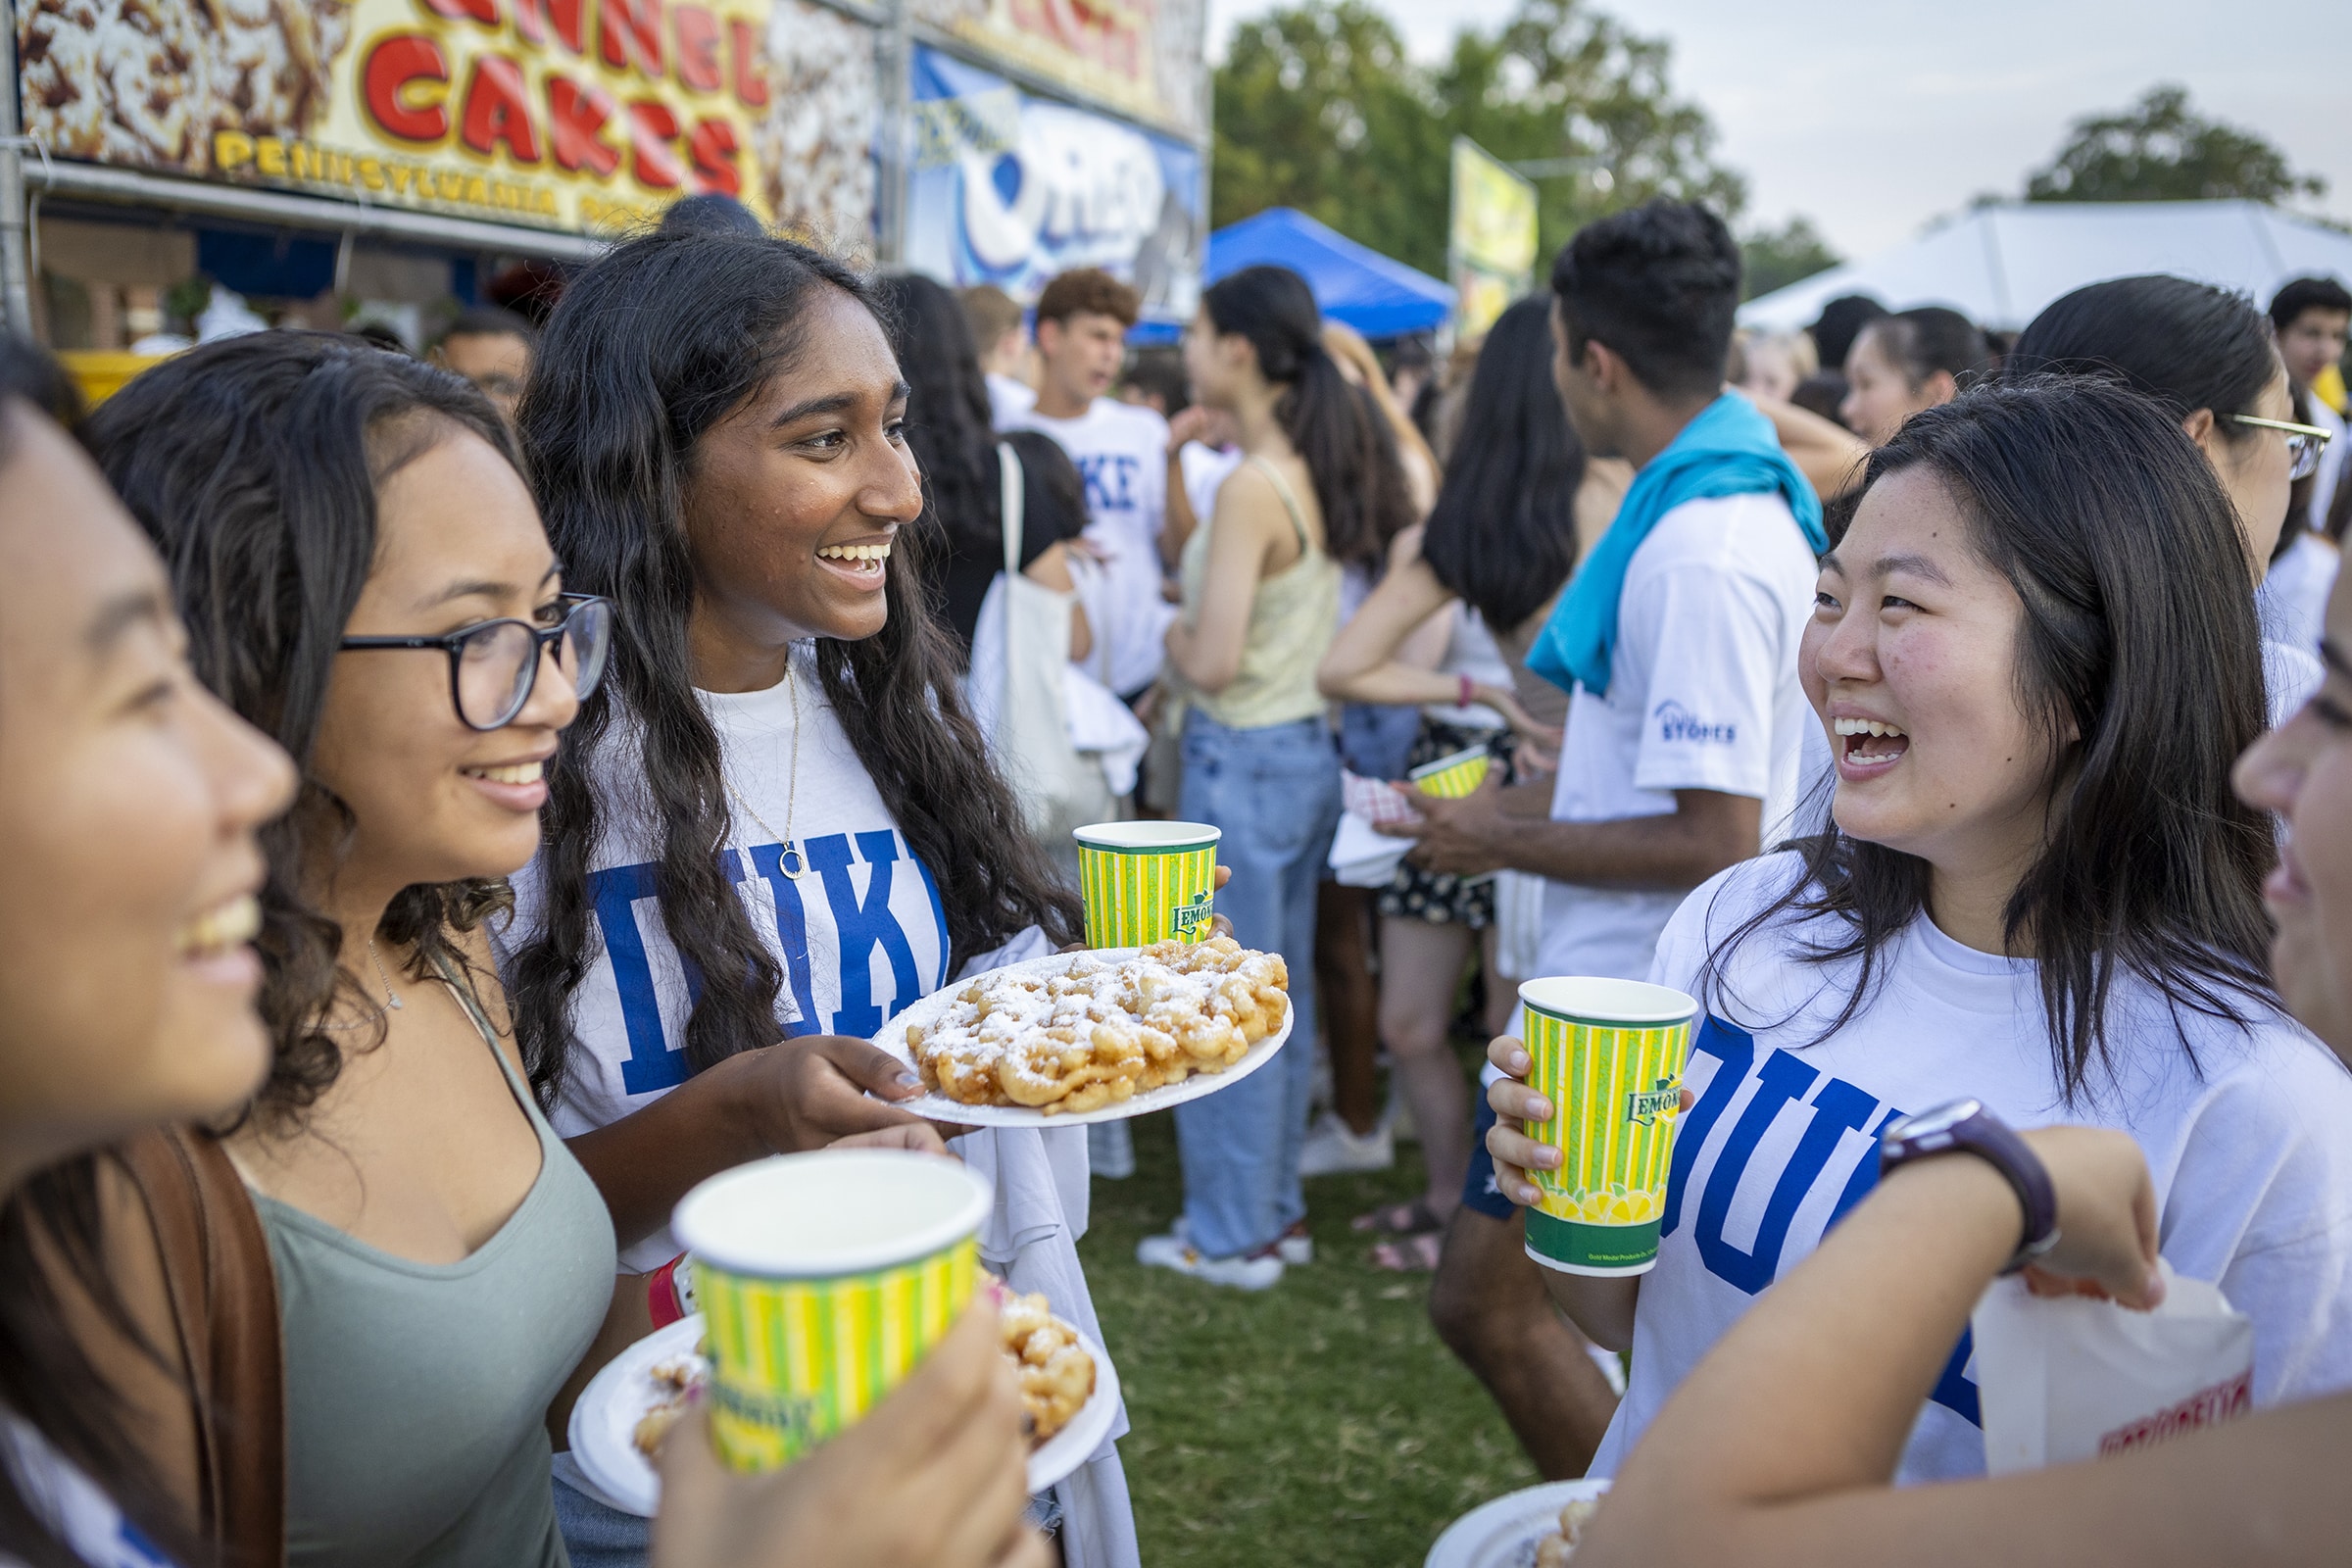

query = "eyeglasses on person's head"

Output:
[[337, 593, 613, 731], [2227, 413, 2333, 482]]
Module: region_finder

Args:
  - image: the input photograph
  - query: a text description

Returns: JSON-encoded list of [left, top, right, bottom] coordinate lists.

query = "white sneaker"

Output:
[[1298, 1111, 1395, 1177], [1136, 1232, 1285, 1290], [1173, 1215, 1314, 1266]]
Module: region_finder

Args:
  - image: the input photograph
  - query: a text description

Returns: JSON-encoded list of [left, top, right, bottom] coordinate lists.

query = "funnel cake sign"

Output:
[[15, 0, 880, 238]]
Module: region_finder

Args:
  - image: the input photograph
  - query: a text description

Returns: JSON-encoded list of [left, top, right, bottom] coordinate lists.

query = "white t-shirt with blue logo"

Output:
[[505, 652, 952, 1272], [1005, 398, 1177, 697], [4, 1418, 175, 1567], [1591, 852, 2352, 1484], [1537, 490, 1819, 984]]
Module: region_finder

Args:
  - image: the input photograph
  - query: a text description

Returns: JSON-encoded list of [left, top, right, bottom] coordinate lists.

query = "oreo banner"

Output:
[[904, 43, 1200, 320]]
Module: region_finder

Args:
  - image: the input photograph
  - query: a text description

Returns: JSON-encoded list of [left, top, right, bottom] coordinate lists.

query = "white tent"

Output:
[[1740, 201, 2352, 333]]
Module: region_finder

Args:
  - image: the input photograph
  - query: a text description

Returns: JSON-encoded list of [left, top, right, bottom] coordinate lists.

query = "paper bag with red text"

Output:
[[1974, 1261, 2253, 1475]]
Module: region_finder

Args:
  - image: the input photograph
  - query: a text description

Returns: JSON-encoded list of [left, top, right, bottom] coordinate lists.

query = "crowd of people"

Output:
[[2, 174, 2352, 1568]]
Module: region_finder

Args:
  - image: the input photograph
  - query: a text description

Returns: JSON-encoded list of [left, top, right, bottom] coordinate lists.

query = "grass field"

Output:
[[1078, 1106, 1543, 1566]]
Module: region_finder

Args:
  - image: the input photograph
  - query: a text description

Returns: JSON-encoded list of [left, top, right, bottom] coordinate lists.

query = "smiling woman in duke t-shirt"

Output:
[[504, 230, 1137, 1567], [1487, 378, 2352, 1485]]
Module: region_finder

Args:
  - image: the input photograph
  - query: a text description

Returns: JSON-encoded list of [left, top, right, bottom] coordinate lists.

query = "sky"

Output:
[[1205, 0, 2352, 261]]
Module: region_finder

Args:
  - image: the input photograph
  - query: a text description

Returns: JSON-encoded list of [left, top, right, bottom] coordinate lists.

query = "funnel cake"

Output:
[[906, 938, 1290, 1116]]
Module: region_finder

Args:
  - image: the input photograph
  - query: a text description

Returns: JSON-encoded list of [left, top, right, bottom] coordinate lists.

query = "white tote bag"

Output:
[[965, 443, 1117, 843]]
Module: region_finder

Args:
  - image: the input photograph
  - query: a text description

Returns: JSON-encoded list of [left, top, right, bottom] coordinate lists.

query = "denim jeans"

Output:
[[1174, 710, 1342, 1258]]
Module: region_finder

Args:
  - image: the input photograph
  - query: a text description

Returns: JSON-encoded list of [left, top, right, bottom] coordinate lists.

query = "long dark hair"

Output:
[[0, 346, 204, 1568], [1201, 265, 1411, 570], [84, 333, 517, 1131], [875, 271, 998, 553], [2008, 274, 2279, 435], [1419, 296, 1587, 633], [1702, 376, 2277, 1103], [508, 231, 1078, 1101], [872, 272, 1088, 584]]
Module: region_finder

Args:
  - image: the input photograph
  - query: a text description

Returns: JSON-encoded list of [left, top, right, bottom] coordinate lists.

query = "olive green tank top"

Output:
[[1174, 455, 1343, 729], [256, 958, 616, 1568]]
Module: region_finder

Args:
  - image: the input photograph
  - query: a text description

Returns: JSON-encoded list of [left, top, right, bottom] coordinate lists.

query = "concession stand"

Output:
[[1, 0, 1208, 395]]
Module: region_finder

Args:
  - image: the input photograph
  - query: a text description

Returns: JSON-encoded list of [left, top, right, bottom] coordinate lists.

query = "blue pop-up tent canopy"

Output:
[[1132, 207, 1455, 344]]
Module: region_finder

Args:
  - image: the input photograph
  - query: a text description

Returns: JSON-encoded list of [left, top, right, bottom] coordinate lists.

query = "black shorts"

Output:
[[1460, 1090, 1518, 1221]]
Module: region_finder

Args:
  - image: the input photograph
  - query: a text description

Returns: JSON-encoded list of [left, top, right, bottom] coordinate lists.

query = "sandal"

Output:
[[1350, 1197, 1443, 1237], [1371, 1231, 1446, 1273]]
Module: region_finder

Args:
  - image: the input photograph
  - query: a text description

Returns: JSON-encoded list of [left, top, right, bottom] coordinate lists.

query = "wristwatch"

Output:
[[1878, 1098, 2059, 1274]]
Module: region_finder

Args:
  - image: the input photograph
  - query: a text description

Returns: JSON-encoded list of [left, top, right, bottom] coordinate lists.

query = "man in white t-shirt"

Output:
[[1389, 199, 1823, 1480], [1004, 269, 1177, 701]]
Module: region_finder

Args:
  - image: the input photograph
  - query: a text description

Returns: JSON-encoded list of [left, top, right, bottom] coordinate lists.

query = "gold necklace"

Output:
[[724, 649, 808, 880], [367, 937, 405, 1011]]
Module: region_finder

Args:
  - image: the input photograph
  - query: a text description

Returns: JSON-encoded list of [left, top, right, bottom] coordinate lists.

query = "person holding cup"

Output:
[[1137, 266, 1412, 1291], [0, 332, 1046, 1568], [1563, 460, 2352, 1568], [504, 230, 1134, 1566], [1484, 375, 2352, 1484]]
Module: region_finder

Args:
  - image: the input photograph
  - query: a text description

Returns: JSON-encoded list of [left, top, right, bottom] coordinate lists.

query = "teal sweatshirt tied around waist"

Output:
[[1527, 391, 1830, 698]]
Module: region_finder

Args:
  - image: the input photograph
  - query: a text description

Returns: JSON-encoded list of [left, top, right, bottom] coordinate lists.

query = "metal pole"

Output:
[[0, 1, 34, 336], [874, 0, 910, 266]]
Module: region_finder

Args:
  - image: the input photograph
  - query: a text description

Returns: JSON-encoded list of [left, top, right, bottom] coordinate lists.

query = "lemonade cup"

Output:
[[1072, 820, 1221, 947], [1408, 745, 1492, 800], [672, 1149, 992, 1470], [1516, 976, 1698, 1276]]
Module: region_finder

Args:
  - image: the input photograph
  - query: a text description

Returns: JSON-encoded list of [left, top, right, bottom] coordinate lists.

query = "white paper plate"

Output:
[[874, 946, 1294, 1127], [567, 1312, 1123, 1517], [1425, 1479, 1611, 1568]]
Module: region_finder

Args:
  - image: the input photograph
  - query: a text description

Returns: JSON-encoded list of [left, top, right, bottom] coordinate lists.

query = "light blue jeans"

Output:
[[1174, 710, 1342, 1258]]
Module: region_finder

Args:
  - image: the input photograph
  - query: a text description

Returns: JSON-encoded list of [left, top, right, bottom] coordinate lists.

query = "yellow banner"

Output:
[[1449, 136, 1537, 336], [16, 0, 881, 241]]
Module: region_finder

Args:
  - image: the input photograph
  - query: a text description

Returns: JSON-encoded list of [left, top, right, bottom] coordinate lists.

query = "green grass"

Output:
[[1078, 1107, 1540, 1566]]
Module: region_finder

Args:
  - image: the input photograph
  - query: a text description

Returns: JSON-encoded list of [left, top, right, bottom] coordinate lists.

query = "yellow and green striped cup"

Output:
[[672, 1150, 992, 1471], [1517, 976, 1698, 1277], [1072, 820, 1220, 947], [1409, 745, 1492, 800]]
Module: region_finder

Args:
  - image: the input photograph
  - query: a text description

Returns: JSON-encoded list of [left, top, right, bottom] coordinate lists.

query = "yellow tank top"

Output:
[[1175, 455, 1342, 729]]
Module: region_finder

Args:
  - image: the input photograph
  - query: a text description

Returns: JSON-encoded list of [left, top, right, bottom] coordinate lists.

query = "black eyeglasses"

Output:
[[338, 593, 613, 731]]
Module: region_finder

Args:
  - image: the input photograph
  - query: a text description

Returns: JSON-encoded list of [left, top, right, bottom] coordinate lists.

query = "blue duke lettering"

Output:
[[1667, 1018, 1979, 1423], [589, 830, 950, 1096]]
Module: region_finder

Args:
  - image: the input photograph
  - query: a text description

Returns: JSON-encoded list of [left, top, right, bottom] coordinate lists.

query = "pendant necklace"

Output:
[[724, 648, 808, 880], [367, 938, 405, 1011]]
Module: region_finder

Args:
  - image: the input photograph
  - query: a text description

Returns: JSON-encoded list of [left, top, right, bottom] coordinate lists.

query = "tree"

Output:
[[1431, 0, 1745, 265], [2025, 84, 2327, 205], [1740, 216, 1839, 300], [1211, 0, 1753, 280], [1211, 4, 1450, 274]]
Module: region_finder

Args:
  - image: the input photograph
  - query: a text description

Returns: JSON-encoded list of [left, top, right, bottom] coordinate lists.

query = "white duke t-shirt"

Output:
[[1007, 398, 1178, 696], [1591, 853, 2352, 1484], [1538, 491, 1818, 984], [504, 654, 951, 1271]]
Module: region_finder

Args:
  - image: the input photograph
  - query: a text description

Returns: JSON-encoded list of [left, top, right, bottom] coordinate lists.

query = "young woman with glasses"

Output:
[[2006, 272, 2333, 721], [83, 331, 621, 1568]]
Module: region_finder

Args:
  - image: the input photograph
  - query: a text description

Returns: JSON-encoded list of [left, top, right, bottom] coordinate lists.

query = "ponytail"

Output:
[[1201, 267, 1412, 569]]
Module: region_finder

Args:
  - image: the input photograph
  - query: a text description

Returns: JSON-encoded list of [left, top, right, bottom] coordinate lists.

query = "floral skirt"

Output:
[[1376, 717, 1516, 929]]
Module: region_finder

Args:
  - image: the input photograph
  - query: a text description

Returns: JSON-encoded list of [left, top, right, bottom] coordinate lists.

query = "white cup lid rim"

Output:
[[1518, 975, 1698, 1025]]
